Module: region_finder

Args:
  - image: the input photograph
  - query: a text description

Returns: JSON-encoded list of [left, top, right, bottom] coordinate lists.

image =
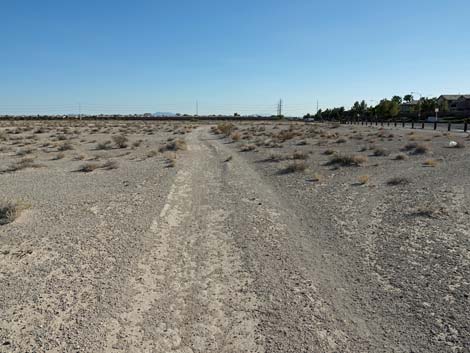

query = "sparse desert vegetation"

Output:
[[1, 119, 469, 353]]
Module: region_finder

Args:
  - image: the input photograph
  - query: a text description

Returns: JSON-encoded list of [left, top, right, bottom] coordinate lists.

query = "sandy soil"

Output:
[[0, 120, 469, 352]]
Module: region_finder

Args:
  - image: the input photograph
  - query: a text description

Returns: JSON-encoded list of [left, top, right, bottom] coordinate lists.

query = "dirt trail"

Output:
[[100, 127, 371, 352]]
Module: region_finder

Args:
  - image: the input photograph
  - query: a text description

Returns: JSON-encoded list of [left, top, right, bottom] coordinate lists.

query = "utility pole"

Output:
[[316, 100, 319, 114], [78, 102, 82, 120], [196, 100, 199, 116]]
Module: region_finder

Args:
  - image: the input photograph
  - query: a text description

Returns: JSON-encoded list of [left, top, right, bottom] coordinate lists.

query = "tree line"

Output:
[[304, 95, 444, 121]]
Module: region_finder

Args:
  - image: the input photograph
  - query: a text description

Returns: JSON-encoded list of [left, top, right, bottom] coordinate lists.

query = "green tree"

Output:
[[404, 94, 414, 103], [392, 96, 403, 105]]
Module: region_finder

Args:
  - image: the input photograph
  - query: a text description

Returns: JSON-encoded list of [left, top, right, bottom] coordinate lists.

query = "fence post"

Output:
[[448, 123, 451, 132], [422, 122, 425, 129], [411, 121, 414, 129], [464, 121, 468, 132], [434, 121, 437, 130], [402, 121, 405, 128], [387, 121, 390, 126], [394, 120, 397, 127]]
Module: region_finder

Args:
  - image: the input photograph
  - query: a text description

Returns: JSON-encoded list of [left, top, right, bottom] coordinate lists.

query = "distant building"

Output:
[[400, 100, 419, 114], [437, 95, 470, 113]]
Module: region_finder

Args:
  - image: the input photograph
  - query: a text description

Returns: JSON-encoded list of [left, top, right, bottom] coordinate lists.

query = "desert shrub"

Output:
[[387, 177, 410, 186], [373, 147, 390, 156], [394, 153, 408, 160], [112, 135, 128, 148], [77, 163, 100, 173], [0, 201, 29, 225], [58, 142, 73, 151], [147, 150, 158, 158], [132, 140, 143, 147], [402, 142, 418, 151], [279, 161, 307, 174], [323, 149, 337, 155], [423, 159, 438, 167], [15, 148, 33, 156], [231, 132, 241, 141], [101, 160, 118, 170], [357, 175, 370, 185], [240, 144, 256, 152], [217, 122, 236, 136], [159, 139, 186, 153], [292, 151, 308, 160], [96, 141, 112, 150], [52, 153, 65, 160], [336, 138, 347, 144], [327, 154, 367, 167], [6, 158, 40, 172], [414, 143, 430, 154], [297, 140, 308, 146]]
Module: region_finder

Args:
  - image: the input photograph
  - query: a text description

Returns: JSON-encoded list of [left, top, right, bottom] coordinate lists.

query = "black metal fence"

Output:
[[344, 119, 469, 133]]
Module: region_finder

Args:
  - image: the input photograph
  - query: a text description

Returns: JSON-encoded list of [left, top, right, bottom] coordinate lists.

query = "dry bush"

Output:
[[297, 140, 308, 146], [423, 159, 438, 167], [0, 201, 30, 225], [357, 175, 370, 185], [403, 142, 430, 154], [373, 147, 390, 156], [217, 122, 236, 136], [101, 160, 118, 170], [147, 150, 158, 158], [240, 144, 256, 152], [279, 161, 307, 174], [231, 132, 241, 141], [159, 139, 187, 153], [96, 141, 112, 150], [394, 153, 408, 160], [132, 140, 143, 147], [387, 177, 410, 186], [5, 158, 40, 173], [112, 135, 128, 148], [292, 151, 308, 160], [58, 142, 73, 151], [323, 149, 337, 155], [77, 163, 100, 173], [327, 154, 367, 167], [52, 153, 65, 160], [414, 143, 430, 154], [336, 138, 347, 144]]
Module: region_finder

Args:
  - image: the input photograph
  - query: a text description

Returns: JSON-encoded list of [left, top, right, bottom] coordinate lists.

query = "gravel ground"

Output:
[[0, 120, 469, 352]]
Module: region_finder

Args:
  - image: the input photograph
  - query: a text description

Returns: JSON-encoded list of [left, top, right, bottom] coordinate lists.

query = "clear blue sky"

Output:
[[1, 0, 469, 116]]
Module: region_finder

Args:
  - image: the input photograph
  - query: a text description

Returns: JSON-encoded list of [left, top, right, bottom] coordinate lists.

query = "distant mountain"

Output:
[[153, 112, 177, 117]]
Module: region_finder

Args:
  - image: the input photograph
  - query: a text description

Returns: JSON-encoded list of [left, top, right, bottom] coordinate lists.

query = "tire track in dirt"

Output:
[[104, 132, 263, 352]]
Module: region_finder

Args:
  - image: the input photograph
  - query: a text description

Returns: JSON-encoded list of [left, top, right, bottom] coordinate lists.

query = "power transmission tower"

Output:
[[277, 99, 283, 117]]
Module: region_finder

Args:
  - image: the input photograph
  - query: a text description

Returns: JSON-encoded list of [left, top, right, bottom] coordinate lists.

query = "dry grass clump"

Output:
[[52, 153, 65, 160], [112, 135, 128, 148], [216, 122, 236, 136], [231, 132, 241, 141], [414, 143, 430, 154], [357, 175, 370, 185], [403, 142, 430, 154], [77, 160, 118, 172], [77, 163, 100, 173], [372, 147, 390, 156], [159, 139, 187, 153], [327, 154, 367, 167], [5, 158, 41, 173], [279, 161, 307, 174], [394, 153, 408, 160], [16, 148, 34, 156], [292, 151, 308, 160], [0, 201, 30, 225], [387, 177, 410, 186], [96, 141, 112, 150], [58, 142, 73, 151], [147, 150, 158, 158], [423, 159, 438, 167], [336, 138, 347, 144], [323, 149, 337, 155], [240, 144, 256, 152]]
